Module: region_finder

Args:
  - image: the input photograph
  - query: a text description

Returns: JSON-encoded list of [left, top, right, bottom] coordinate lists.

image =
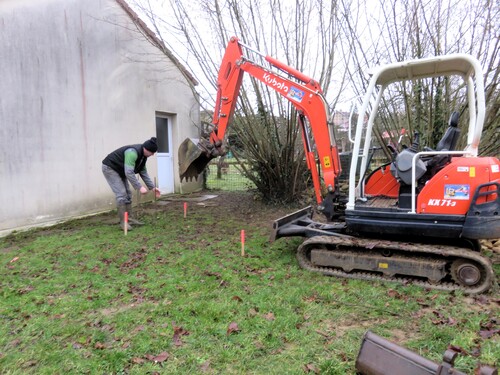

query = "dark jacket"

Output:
[[102, 144, 147, 178]]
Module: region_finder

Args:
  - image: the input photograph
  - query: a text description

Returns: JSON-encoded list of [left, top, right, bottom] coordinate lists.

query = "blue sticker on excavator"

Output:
[[288, 86, 305, 102]]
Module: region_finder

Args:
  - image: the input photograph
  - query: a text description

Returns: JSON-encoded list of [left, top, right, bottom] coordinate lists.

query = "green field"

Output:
[[0, 192, 498, 374]]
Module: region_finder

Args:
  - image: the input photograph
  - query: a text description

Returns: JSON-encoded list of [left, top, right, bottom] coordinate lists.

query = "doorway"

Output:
[[155, 115, 174, 194]]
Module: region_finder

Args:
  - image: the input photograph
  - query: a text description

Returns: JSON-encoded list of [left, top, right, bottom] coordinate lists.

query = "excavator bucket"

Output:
[[178, 138, 213, 181], [355, 331, 497, 375]]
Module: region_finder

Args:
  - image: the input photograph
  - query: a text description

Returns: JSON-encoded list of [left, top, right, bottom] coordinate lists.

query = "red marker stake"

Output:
[[241, 229, 245, 257], [184, 202, 187, 218], [124, 211, 128, 236]]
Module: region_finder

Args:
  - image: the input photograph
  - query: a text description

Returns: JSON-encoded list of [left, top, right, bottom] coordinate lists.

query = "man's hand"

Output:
[[139, 186, 148, 195], [152, 187, 161, 198]]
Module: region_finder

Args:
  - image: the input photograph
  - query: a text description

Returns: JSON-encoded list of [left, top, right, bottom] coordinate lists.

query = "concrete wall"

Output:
[[0, 0, 202, 235]]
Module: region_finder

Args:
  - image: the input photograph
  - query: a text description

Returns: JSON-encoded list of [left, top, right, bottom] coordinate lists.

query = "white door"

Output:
[[156, 115, 174, 194]]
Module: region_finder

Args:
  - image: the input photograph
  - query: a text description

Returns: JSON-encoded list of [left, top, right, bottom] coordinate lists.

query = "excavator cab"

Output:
[[346, 55, 491, 214], [272, 53, 499, 293]]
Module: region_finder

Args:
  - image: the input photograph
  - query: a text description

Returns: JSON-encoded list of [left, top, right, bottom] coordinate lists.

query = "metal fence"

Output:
[[205, 159, 255, 191], [205, 151, 389, 192]]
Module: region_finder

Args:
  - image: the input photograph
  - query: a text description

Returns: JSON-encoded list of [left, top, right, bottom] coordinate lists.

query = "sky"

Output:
[[128, 0, 365, 112]]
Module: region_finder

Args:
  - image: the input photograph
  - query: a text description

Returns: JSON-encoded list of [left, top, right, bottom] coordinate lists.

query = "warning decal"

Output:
[[323, 156, 331, 168]]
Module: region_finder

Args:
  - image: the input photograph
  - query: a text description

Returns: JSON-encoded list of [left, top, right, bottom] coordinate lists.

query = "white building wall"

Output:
[[0, 0, 202, 235]]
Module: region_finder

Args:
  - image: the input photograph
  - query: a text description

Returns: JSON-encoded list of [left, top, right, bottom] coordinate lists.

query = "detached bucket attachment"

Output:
[[178, 138, 214, 181], [355, 331, 497, 375]]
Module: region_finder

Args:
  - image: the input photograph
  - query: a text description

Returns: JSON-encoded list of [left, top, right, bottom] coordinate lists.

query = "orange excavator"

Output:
[[179, 36, 499, 294]]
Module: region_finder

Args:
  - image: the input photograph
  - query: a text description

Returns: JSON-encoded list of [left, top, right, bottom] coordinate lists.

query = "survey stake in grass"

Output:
[[124, 212, 128, 236], [241, 229, 245, 257]]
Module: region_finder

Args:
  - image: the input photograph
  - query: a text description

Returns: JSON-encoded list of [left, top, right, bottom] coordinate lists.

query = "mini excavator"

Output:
[[179, 37, 499, 294]]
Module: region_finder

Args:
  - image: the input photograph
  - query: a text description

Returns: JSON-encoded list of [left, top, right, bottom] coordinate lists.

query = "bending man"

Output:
[[102, 137, 161, 230]]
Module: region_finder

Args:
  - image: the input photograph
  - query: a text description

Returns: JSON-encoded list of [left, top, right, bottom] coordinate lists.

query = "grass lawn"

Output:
[[0, 191, 498, 374]]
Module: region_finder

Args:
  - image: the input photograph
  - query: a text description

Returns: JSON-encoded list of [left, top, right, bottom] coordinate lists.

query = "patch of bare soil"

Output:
[[1, 245, 19, 254], [139, 190, 298, 230]]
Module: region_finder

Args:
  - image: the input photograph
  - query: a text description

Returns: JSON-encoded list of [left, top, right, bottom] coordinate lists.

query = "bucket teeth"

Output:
[[180, 164, 205, 181]]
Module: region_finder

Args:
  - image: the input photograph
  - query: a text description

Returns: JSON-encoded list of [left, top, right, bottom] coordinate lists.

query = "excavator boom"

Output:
[[179, 37, 341, 217]]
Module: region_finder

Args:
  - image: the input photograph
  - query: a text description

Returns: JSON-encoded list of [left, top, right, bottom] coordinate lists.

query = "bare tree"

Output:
[[130, 0, 346, 203], [127, 0, 498, 206], [340, 0, 499, 156]]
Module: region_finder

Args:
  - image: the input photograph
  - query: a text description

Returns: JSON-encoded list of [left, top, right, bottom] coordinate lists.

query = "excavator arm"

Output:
[[179, 37, 341, 218]]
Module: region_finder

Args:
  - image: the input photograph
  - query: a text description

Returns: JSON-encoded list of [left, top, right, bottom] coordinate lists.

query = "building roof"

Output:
[[116, 0, 198, 86]]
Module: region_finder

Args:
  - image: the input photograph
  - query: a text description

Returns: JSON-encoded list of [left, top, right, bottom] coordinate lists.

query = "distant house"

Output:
[[0, 0, 202, 236], [332, 110, 351, 153]]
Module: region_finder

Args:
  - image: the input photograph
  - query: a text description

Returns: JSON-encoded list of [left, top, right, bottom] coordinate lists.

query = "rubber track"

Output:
[[297, 235, 495, 294]]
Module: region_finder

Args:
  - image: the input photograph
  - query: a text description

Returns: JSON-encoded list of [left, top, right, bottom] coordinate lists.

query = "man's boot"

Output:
[[118, 204, 133, 231], [125, 203, 144, 226]]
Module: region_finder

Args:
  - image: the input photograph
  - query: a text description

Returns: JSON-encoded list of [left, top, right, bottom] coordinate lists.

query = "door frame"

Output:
[[155, 113, 174, 194]]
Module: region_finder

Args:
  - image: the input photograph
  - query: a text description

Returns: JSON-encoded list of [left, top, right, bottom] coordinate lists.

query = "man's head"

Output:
[[142, 137, 158, 157]]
